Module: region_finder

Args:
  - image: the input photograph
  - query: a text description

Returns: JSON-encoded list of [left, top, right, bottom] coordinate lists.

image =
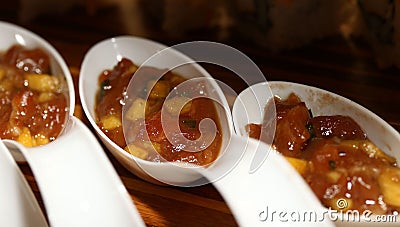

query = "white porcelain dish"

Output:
[[80, 36, 235, 185], [232, 81, 400, 226], [79, 36, 334, 226], [0, 21, 145, 227], [0, 140, 48, 227]]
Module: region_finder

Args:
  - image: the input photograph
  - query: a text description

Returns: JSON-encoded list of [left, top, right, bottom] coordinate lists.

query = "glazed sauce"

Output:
[[95, 58, 134, 147], [0, 45, 68, 146], [247, 93, 399, 214], [95, 58, 222, 165]]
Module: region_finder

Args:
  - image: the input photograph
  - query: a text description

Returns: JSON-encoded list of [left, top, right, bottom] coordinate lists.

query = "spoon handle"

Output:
[[4, 116, 145, 227], [0, 140, 48, 227], [206, 136, 333, 227]]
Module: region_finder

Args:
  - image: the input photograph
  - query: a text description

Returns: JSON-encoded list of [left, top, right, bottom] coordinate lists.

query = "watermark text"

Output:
[[258, 206, 398, 223]]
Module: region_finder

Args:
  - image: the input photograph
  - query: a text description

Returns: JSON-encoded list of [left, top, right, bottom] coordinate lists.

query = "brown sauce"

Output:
[[246, 93, 400, 214], [0, 45, 68, 147], [95, 58, 222, 165]]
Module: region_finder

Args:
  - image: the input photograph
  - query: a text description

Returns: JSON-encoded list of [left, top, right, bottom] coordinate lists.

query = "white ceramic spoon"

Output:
[[79, 36, 334, 226], [0, 21, 145, 227], [0, 140, 48, 227], [232, 81, 400, 227]]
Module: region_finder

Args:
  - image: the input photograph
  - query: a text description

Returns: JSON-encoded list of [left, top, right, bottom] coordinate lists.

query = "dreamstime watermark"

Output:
[[258, 206, 398, 223]]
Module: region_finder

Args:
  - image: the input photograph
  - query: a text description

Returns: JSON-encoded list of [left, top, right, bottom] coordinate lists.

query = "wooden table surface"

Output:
[[2, 3, 400, 227]]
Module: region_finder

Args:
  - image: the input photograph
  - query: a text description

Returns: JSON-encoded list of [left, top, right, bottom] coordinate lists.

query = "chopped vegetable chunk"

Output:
[[95, 58, 222, 165], [247, 93, 399, 215], [0, 45, 68, 146]]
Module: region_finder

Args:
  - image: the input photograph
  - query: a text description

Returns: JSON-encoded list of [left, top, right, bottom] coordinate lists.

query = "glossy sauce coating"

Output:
[[0, 45, 68, 146], [247, 93, 399, 214], [95, 58, 222, 165]]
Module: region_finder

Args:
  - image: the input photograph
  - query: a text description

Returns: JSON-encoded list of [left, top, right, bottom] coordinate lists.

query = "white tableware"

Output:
[[0, 21, 145, 227], [79, 36, 333, 226], [232, 81, 400, 226], [0, 140, 48, 227]]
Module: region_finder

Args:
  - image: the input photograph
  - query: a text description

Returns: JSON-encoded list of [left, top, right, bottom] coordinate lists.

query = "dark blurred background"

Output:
[[1, 0, 399, 132]]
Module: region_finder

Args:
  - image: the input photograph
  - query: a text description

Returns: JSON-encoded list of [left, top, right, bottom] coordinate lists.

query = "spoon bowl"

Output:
[[80, 36, 236, 185], [0, 21, 145, 227], [0, 139, 48, 227], [233, 81, 400, 226]]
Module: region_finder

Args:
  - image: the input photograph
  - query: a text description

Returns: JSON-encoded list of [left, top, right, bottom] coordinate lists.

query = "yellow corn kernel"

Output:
[[124, 143, 148, 160], [151, 142, 162, 154], [147, 80, 170, 99], [38, 92, 55, 103], [360, 141, 397, 164], [125, 98, 146, 121], [127, 65, 138, 74], [17, 127, 35, 147], [379, 167, 400, 207], [0, 79, 13, 91], [327, 171, 342, 183], [34, 133, 50, 146], [25, 74, 64, 93], [164, 96, 192, 116], [285, 156, 308, 175], [100, 115, 122, 130], [341, 140, 397, 164], [120, 65, 138, 78], [141, 141, 161, 154]]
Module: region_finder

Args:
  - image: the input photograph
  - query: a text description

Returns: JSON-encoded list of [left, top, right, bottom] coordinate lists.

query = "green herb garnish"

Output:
[[329, 160, 336, 170]]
